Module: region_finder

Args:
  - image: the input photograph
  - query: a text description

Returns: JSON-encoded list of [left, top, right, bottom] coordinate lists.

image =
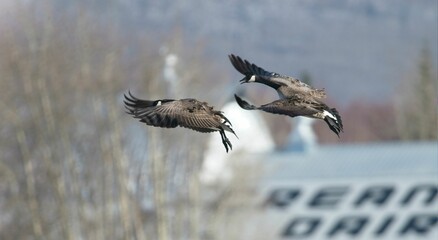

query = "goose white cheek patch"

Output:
[[156, 101, 162, 106], [249, 75, 256, 82]]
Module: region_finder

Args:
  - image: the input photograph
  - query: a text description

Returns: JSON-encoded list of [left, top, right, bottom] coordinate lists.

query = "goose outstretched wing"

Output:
[[234, 94, 343, 136], [124, 92, 224, 133], [234, 94, 319, 117], [229, 54, 326, 99]]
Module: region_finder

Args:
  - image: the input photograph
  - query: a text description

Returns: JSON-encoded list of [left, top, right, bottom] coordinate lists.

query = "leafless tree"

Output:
[[0, 1, 264, 240], [394, 45, 438, 141]]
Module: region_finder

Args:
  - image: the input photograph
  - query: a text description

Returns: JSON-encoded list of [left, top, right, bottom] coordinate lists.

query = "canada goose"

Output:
[[229, 54, 326, 99], [124, 92, 237, 152], [234, 94, 343, 137]]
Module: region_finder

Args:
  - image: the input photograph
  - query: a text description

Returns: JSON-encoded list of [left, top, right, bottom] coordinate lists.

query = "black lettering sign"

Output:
[[282, 217, 320, 237], [266, 188, 300, 208], [399, 214, 438, 236], [401, 184, 438, 206], [308, 186, 349, 209], [355, 185, 394, 207], [374, 215, 396, 236], [328, 216, 368, 237]]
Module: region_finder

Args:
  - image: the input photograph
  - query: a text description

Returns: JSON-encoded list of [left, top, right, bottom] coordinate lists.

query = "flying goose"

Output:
[[234, 94, 343, 137], [228, 54, 326, 99], [124, 92, 237, 152]]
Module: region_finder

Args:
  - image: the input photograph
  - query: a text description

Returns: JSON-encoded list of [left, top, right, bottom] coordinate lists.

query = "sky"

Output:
[[2, 0, 437, 105]]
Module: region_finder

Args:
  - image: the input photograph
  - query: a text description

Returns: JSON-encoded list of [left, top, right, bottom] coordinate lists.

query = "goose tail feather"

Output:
[[323, 108, 343, 137]]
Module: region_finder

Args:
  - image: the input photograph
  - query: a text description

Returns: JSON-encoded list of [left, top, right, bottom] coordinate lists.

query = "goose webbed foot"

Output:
[[219, 130, 233, 153]]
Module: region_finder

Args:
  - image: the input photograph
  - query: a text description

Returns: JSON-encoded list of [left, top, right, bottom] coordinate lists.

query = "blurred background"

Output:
[[0, 0, 437, 239]]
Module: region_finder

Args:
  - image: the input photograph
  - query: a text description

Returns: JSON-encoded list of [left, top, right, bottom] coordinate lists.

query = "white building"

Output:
[[200, 100, 275, 185], [249, 141, 438, 240]]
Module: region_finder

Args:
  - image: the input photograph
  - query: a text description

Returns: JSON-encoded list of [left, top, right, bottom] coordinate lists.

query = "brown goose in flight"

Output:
[[234, 94, 343, 137], [229, 54, 326, 99], [124, 92, 237, 152]]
